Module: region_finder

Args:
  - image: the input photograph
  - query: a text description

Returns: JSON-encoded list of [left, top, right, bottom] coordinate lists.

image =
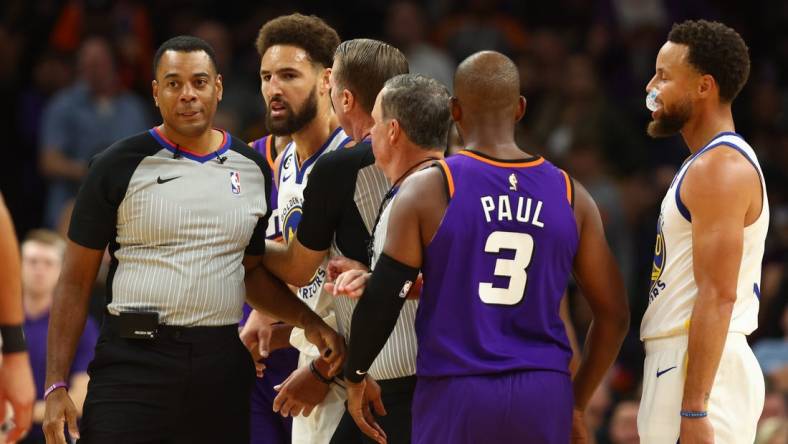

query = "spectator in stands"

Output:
[[20, 229, 98, 444], [39, 36, 149, 228]]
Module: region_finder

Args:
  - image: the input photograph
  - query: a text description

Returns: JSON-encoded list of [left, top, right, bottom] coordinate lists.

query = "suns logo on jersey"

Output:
[[649, 215, 667, 302], [282, 205, 302, 244]]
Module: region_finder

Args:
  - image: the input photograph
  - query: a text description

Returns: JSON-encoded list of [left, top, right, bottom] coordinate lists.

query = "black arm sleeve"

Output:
[[343, 253, 420, 383], [296, 150, 355, 251]]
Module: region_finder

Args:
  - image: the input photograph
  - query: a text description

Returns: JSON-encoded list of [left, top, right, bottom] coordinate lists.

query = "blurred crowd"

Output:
[[0, 1, 785, 443]]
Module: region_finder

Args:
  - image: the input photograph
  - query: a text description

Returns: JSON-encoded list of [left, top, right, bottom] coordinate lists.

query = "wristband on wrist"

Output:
[[680, 410, 708, 418], [44, 382, 68, 399], [309, 360, 334, 385], [0, 324, 27, 353]]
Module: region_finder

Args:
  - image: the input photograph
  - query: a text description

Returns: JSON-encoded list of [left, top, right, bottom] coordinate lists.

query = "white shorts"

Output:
[[291, 351, 347, 444], [638, 333, 765, 444]]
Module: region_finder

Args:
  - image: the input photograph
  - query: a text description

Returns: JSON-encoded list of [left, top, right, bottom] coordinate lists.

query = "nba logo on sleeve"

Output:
[[230, 171, 241, 195]]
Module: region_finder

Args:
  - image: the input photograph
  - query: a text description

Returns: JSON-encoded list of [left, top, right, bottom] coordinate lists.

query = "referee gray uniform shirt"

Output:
[[70, 127, 270, 326], [69, 127, 269, 444]]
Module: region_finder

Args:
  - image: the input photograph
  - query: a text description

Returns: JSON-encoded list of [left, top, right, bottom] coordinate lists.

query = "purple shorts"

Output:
[[412, 370, 572, 444], [249, 346, 299, 444]]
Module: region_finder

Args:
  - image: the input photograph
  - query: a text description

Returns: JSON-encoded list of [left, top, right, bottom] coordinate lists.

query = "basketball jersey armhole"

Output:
[[559, 169, 575, 209], [265, 135, 277, 172], [675, 141, 763, 223], [434, 159, 455, 203]]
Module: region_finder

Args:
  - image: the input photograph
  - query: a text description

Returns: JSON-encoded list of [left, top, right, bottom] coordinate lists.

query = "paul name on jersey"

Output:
[[480, 173, 547, 227]]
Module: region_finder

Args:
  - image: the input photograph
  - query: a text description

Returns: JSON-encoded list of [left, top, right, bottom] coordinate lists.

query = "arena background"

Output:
[[0, 1, 785, 442]]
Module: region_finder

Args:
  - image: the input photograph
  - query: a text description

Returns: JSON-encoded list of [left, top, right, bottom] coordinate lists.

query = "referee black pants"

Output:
[[330, 375, 416, 444], [78, 316, 255, 444]]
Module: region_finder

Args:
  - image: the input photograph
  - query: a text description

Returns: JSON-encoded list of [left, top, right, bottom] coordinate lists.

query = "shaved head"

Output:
[[454, 51, 520, 113]]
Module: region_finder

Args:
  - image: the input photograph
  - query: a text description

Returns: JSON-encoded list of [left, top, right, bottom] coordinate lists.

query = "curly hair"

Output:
[[255, 14, 340, 68], [668, 19, 750, 103]]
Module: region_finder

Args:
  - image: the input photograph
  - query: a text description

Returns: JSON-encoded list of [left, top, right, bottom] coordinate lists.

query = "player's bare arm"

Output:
[[679, 146, 760, 442], [569, 179, 630, 412], [263, 238, 328, 287], [43, 241, 104, 444]]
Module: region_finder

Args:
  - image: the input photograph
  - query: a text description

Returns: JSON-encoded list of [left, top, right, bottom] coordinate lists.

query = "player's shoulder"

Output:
[[685, 142, 760, 191], [399, 163, 446, 207]]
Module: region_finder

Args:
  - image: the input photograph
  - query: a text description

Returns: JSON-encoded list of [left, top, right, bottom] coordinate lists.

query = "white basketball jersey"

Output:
[[277, 127, 351, 317], [641, 132, 769, 340]]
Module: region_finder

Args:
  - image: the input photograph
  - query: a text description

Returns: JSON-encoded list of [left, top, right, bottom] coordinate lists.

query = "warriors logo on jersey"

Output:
[[282, 203, 302, 244], [648, 214, 667, 302]]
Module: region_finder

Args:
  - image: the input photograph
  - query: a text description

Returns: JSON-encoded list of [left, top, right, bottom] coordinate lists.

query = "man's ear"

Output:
[[450, 97, 462, 123], [515, 96, 526, 122], [342, 89, 354, 113], [152, 80, 159, 107], [216, 74, 224, 102], [320, 67, 331, 94], [389, 118, 401, 146], [697, 73, 715, 100]]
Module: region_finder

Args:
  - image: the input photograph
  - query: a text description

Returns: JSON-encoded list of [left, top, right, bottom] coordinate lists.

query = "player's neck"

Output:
[[680, 105, 735, 154], [460, 124, 528, 159], [159, 124, 223, 155], [462, 137, 526, 160], [292, 108, 338, 165]]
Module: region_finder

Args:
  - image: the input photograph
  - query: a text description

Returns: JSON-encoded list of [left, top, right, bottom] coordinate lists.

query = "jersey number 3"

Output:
[[479, 231, 534, 305]]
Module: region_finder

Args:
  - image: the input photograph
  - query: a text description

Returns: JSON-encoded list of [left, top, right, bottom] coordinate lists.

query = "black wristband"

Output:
[[309, 360, 334, 384], [0, 324, 27, 353]]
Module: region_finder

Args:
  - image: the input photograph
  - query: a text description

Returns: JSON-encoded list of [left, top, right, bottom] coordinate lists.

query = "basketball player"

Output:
[[250, 14, 351, 444], [638, 20, 767, 443], [341, 51, 630, 444]]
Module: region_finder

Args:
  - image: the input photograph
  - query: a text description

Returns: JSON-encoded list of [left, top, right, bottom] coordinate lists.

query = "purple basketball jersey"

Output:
[[418, 150, 578, 377]]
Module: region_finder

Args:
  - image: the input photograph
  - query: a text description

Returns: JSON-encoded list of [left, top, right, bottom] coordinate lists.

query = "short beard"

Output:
[[647, 98, 692, 138], [266, 88, 319, 136]]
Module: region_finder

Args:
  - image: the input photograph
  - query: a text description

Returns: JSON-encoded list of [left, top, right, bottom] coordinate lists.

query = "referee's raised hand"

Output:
[[302, 319, 346, 376]]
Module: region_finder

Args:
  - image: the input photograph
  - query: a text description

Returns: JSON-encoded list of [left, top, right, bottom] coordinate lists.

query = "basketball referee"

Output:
[[42, 36, 343, 444]]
